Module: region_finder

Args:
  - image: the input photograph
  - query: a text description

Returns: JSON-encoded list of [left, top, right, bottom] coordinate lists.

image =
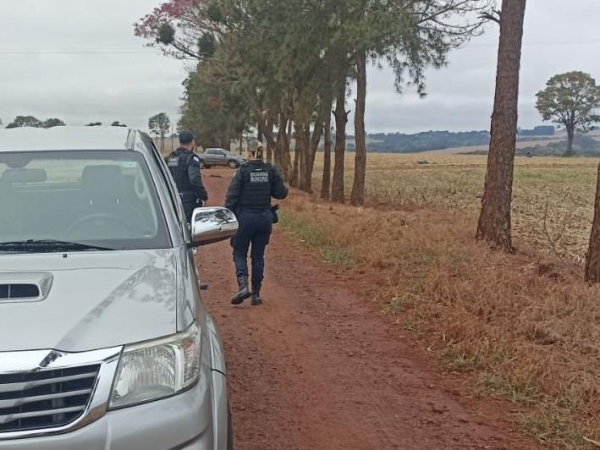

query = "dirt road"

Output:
[[200, 171, 538, 450]]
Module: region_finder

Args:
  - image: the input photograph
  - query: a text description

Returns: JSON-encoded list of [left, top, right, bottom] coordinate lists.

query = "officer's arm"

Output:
[[270, 167, 289, 200], [188, 156, 209, 202], [225, 169, 243, 212]]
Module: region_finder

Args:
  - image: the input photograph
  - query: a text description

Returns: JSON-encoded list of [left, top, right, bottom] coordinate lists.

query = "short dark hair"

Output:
[[179, 131, 195, 145]]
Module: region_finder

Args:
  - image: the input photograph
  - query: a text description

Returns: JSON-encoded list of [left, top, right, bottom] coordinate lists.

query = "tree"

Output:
[[135, 0, 491, 200], [149, 113, 171, 152], [111, 121, 128, 127], [179, 65, 249, 150], [134, 0, 224, 60], [42, 118, 66, 128], [332, 82, 350, 203], [320, 113, 333, 199], [536, 71, 600, 155], [476, 0, 527, 252], [346, 0, 493, 206], [6, 116, 43, 128], [351, 49, 367, 206], [86, 122, 102, 127]]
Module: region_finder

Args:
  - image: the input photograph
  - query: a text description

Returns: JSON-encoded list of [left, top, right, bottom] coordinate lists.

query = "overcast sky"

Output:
[[1, 0, 599, 134]]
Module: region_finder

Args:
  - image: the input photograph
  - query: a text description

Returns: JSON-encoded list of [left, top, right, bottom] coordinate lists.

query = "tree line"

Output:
[[137, 0, 600, 283], [358, 129, 556, 153], [1, 116, 128, 128], [135, 0, 495, 205]]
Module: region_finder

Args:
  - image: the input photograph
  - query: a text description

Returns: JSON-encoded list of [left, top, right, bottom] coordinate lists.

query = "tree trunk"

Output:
[[321, 114, 333, 200], [290, 122, 300, 187], [275, 125, 284, 166], [282, 130, 292, 180], [296, 123, 308, 190], [257, 122, 264, 144], [225, 123, 232, 150], [566, 124, 575, 155], [586, 163, 600, 282], [275, 118, 286, 167], [266, 119, 275, 164], [310, 98, 330, 172], [275, 115, 292, 181], [476, 0, 527, 252], [287, 120, 293, 142], [300, 125, 313, 192], [351, 50, 367, 206], [239, 132, 244, 155], [256, 114, 277, 161], [291, 147, 300, 188], [301, 102, 329, 193], [332, 78, 349, 203], [221, 125, 232, 151]]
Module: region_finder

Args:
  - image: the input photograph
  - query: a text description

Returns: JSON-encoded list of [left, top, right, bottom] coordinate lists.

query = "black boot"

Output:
[[231, 276, 251, 305], [251, 283, 263, 306], [199, 280, 208, 291]]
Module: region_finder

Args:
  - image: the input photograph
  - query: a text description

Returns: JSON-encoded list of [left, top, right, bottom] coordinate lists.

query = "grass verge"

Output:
[[280, 210, 355, 269]]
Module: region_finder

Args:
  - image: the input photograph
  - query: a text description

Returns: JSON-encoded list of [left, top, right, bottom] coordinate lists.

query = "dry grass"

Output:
[[312, 153, 598, 260], [280, 153, 600, 449]]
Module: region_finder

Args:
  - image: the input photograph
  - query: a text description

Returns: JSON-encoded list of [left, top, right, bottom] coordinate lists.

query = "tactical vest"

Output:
[[166, 149, 194, 194], [238, 162, 273, 210]]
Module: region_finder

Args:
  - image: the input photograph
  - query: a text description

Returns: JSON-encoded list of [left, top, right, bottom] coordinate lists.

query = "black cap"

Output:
[[179, 131, 195, 145]]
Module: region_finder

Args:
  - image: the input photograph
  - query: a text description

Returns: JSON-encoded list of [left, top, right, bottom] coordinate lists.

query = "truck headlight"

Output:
[[109, 323, 201, 409]]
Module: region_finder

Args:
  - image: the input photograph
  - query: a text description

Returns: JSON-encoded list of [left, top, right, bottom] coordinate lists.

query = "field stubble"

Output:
[[313, 153, 599, 261], [281, 153, 600, 449]]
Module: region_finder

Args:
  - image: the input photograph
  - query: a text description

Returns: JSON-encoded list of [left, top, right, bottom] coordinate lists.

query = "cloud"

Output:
[[1, 0, 599, 134], [0, 0, 185, 129]]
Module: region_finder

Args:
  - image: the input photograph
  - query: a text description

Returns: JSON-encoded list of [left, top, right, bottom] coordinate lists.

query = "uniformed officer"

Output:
[[165, 131, 209, 291], [225, 143, 288, 306], [165, 131, 209, 223]]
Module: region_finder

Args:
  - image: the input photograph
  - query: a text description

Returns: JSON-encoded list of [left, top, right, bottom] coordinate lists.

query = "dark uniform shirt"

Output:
[[225, 160, 288, 214], [165, 147, 208, 205]]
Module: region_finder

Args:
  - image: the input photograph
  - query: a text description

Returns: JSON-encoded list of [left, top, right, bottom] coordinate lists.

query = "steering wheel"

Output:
[[65, 213, 136, 239]]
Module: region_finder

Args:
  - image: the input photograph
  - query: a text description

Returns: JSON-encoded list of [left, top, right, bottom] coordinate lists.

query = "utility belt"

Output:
[[238, 205, 279, 224]]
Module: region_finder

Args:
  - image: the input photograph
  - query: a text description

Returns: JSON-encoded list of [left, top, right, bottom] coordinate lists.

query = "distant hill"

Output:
[[461, 134, 600, 157], [342, 127, 557, 154]]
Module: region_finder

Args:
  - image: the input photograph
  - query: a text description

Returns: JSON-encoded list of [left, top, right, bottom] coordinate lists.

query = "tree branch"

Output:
[[479, 9, 501, 24]]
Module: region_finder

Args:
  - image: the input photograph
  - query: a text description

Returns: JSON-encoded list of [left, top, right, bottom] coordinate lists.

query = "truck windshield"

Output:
[[0, 150, 170, 252]]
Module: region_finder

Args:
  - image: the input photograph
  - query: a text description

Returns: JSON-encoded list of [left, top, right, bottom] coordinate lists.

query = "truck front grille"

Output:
[[0, 365, 99, 433]]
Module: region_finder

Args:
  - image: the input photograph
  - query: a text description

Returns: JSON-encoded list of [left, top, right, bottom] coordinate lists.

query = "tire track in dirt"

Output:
[[199, 170, 539, 450]]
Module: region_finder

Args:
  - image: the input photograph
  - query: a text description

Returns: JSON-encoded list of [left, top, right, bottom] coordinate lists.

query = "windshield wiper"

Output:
[[0, 239, 115, 252]]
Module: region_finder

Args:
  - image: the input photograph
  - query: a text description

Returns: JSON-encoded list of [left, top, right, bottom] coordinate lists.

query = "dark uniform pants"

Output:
[[231, 209, 273, 288], [181, 192, 200, 224]]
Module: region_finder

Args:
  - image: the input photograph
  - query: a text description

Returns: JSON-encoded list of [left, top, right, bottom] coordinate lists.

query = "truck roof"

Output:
[[0, 126, 139, 152]]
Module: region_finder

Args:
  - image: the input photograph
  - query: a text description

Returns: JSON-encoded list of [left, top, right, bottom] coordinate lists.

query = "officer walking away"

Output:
[[165, 130, 209, 291], [165, 131, 209, 223], [225, 142, 288, 306]]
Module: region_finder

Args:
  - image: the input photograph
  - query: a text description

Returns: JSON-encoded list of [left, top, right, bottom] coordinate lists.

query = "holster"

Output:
[[271, 204, 280, 224]]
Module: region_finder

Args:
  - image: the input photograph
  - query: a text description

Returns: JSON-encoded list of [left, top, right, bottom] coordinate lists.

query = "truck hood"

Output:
[[0, 249, 179, 353]]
